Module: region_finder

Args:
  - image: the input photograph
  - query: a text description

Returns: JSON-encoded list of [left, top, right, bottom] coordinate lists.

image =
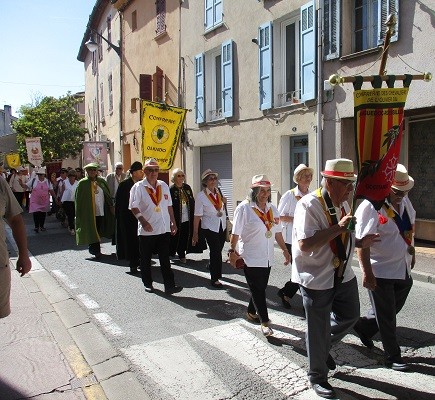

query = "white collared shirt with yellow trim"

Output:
[[129, 178, 172, 236], [292, 192, 355, 290], [278, 186, 306, 244], [194, 188, 226, 233], [232, 200, 282, 268]]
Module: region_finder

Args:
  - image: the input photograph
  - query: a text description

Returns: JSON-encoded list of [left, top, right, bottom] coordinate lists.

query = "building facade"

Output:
[[322, 0, 435, 241], [0, 105, 18, 161]]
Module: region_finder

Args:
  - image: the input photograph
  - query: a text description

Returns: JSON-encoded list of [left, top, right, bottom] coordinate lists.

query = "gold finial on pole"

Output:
[[379, 13, 397, 76]]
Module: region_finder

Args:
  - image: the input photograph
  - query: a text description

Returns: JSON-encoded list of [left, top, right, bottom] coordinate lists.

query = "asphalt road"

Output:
[[24, 213, 435, 400]]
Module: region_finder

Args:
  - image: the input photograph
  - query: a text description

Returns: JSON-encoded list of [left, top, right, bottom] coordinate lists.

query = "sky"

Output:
[[0, 0, 96, 117]]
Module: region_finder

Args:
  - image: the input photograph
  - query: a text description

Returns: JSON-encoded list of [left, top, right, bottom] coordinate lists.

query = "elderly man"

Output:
[[75, 163, 115, 258], [106, 162, 126, 201], [1, 176, 32, 318], [129, 158, 182, 294], [354, 164, 415, 372], [292, 158, 378, 399]]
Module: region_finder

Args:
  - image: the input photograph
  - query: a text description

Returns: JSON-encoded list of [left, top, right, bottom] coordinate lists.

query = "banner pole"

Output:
[[378, 14, 396, 75]]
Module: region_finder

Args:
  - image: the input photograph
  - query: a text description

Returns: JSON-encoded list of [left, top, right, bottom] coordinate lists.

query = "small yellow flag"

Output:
[[5, 153, 21, 168]]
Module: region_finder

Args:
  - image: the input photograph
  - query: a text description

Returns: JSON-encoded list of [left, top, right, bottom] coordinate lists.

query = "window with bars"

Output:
[[156, 0, 166, 36], [107, 15, 112, 51], [132, 10, 137, 31], [108, 74, 113, 113], [100, 82, 105, 121], [98, 30, 103, 61]]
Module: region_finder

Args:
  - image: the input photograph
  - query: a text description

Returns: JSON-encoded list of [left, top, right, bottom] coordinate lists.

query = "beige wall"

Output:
[[181, 0, 319, 208], [119, 0, 182, 172]]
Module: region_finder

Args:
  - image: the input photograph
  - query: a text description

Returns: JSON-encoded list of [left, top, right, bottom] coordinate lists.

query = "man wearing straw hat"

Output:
[[354, 164, 416, 372], [292, 158, 379, 399]]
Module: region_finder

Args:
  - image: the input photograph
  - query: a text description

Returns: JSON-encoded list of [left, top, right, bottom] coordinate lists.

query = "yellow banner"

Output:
[[5, 153, 21, 168], [141, 101, 187, 170]]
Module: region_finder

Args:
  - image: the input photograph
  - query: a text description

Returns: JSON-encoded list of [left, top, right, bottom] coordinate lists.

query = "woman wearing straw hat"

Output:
[[228, 175, 290, 336], [354, 164, 416, 372], [277, 163, 313, 308], [192, 169, 227, 288]]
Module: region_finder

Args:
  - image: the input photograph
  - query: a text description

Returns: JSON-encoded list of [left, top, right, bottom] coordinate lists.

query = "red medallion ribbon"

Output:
[[146, 185, 162, 208], [207, 191, 223, 212], [252, 207, 274, 232]]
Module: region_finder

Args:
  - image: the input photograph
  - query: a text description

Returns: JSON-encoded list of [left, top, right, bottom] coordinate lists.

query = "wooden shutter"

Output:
[[195, 53, 205, 123], [300, 1, 316, 102], [258, 22, 273, 110], [214, 0, 223, 26], [221, 40, 233, 118], [140, 74, 152, 100], [153, 66, 164, 101], [378, 0, 399, 45], [205, 0, 213, 30], [323, 0, 340, 60]]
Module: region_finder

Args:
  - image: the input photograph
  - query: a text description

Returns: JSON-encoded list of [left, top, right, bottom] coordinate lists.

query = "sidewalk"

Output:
[[1, 231, 150, 400]]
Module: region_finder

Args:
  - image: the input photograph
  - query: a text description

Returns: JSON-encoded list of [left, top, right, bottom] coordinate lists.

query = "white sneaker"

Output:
[[261, 324, 273, 337]]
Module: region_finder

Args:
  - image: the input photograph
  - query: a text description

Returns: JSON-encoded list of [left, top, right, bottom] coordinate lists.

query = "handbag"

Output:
[[56, 206, 66, 221], [225, 219, 233, 242]]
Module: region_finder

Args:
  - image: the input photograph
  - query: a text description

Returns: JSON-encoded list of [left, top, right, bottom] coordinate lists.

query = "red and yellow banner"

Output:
[[142, 101, 187, 170], [354, 87, 409, 202]]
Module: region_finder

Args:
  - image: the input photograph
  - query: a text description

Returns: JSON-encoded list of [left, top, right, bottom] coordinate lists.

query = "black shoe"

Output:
[[385, 360, 410, 372], [326, 354, 336, 370], [144, 286, 154, 293], [277, 288, 291, 309], [312, 381, 337, 399], [165, 285, 183, 295], [211, 281, 225, 289], [129, 267, 138, 274], [354, 320, 374, 349]]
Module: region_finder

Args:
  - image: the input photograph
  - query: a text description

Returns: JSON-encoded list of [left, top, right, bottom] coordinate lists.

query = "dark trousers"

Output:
[[33, 212, 46, 229], [280, 243, 300, 298], [139, 233, 176, 290], [244, 266, 271, 323], [62, 201, 75, 230], [13, 192, 24, 207], [89, 216, 103, 256], [300, 277, 360, 384], [203, 226, 225, 282], [358, 274, 413, 362]]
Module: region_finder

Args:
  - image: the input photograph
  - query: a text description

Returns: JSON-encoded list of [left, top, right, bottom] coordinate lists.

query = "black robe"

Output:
[[115, 177, 139, 264], [169, 183, 206, 256]]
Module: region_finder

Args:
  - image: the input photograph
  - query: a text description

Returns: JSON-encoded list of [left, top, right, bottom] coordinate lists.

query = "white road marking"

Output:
[[77, 293, 100, 309], [94, 313, 124, 336], [52, 269, 78, 289]]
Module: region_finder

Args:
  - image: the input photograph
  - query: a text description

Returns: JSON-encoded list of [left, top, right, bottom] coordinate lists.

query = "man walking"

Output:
[[354, 164, 415, 372], [292, 159, 378, 399], [129, 158, 182, 294], [106, 162, 126, 201]]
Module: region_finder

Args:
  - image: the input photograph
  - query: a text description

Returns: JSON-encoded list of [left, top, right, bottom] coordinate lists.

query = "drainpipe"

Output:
[[177, 0, 185, 171], [316, 2, 323, 184], [119, 10, 124, 164]]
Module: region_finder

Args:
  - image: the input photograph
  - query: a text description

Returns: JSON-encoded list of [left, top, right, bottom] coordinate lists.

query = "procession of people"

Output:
[[2, 158, 420, 399]]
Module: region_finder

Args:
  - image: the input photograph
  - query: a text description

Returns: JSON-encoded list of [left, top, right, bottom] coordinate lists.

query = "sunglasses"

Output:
[[176, 174, 185, 178], [146, 168, 159, 173], [332, 178, 355, 189], [116, 167, 123, 170], [87, 168, 97, 172], [208, 176, 218, 181], [391, 187, 409, 196]]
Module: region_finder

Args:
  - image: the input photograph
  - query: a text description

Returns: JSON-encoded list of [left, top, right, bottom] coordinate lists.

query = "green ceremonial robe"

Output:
[[75, 177, 115, 245]]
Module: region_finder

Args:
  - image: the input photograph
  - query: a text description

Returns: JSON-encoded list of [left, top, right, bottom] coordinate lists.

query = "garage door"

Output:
[[200, 144, 233, 219]]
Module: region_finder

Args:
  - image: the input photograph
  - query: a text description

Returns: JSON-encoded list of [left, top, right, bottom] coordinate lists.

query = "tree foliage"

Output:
[[13, 93, 87, 164]]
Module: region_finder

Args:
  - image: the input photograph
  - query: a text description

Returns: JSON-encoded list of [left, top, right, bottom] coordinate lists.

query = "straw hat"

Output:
[[144, 158, 159, 169], [293, 164, 314, 184], [321, 158, 357, 181], [201, 169, 218, 181], [251, 174, 272, 188], [35, 166, 47, 175], [391, 164, 414, 191]]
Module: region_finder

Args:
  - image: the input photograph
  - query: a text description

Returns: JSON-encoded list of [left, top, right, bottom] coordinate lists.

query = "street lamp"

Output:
[[85, 30, 121, 57]]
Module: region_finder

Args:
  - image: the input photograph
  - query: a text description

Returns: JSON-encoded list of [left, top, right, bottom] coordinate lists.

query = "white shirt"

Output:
[[27, 178, 53, 191], [292, 192, 355, 290], [61, 180, 78, 202], [355, 197, 415, 279], [194, 188, 227, 232], [278, 186, 306, 244], [129, 179, 172, 236], [94, 185, 105, 216], [9, 174, 27, 193], [232, 200, 282, 268]]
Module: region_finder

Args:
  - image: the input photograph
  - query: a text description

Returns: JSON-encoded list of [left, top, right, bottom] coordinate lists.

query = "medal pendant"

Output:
[[217, 211, 223, 217], [265, 231, 272, 239], [182, 201, 186, 205], [333, 256, 341, 269], [155, 206, 161, 212], [407, 245, 415, 256]]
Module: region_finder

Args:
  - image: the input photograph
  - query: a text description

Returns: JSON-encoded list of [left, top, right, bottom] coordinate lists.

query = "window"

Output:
[[92, 51, 97, 76], [107, 15, 112, 50], [156, 0, 166, 36], [354, 0, 379, 52], [204, 0, 223, 32], [100, 82, 105, 120], [108, 74, 113, 113], [194, 40, 233, 124], [98, 30, 103, 61], [132, 10, 137, 31], [259, 1, 316, 110], [323, 0, 340, 60]]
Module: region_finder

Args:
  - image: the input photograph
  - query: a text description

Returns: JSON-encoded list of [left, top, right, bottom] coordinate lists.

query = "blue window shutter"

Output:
[[195, 53, 205, 124], [323, 0, 340, 60], [205, 0, 213, 30], [258, 22, 273, 110], [214, 0, 223, 26], [221, 40, 233, 118], [378, 0, 399, 45], [300, 1, 316, 102]]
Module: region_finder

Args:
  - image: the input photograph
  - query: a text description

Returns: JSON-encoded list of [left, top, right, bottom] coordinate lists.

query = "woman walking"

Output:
[[61, 169, 79, 235]]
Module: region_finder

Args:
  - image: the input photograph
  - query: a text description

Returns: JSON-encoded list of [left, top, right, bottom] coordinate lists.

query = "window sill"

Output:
[[340, 46, 382, 61], [204, 22, 224, 35], [154, 30, 168, 41], [268, 102, 306, 113]]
